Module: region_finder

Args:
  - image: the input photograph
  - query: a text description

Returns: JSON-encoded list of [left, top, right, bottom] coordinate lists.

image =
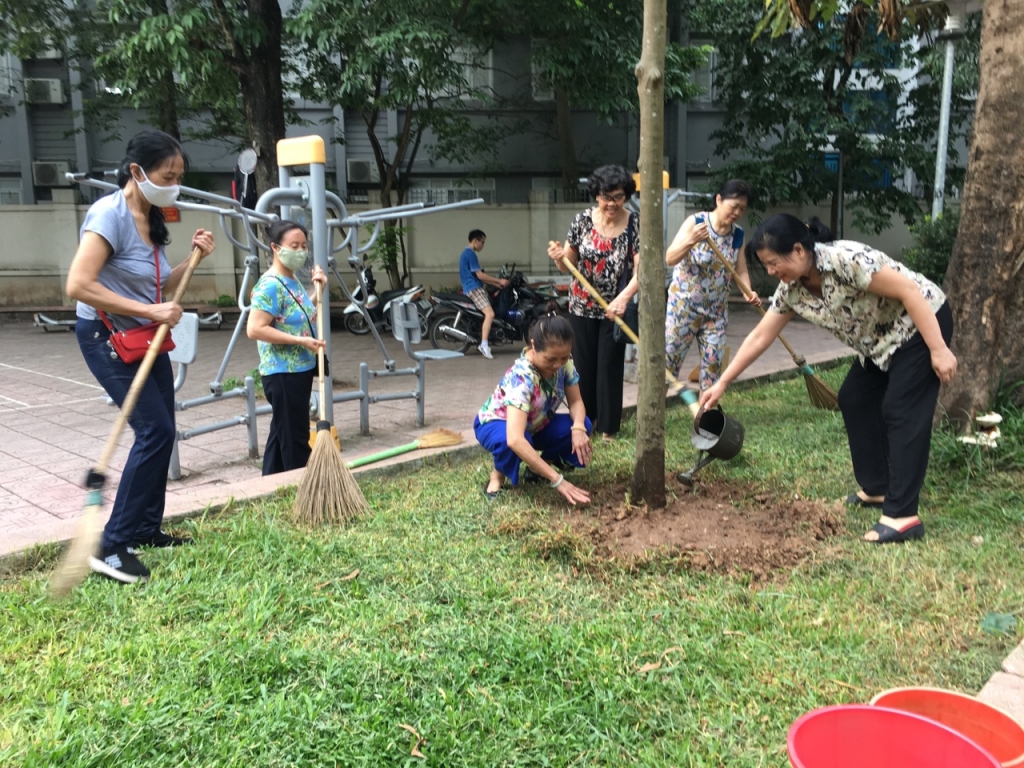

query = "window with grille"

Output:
[[407, 178, 495, 204], [0, 177, 24, 205], [690, 41, 718, 104]]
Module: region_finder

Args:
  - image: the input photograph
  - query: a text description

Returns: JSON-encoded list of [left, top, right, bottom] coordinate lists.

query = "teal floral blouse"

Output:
[[250, 271, 318, 376]]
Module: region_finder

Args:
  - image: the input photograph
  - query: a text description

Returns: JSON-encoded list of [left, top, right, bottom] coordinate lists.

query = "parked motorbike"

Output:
[[343, 264, 432, 336], [427, 263, 559, 353]]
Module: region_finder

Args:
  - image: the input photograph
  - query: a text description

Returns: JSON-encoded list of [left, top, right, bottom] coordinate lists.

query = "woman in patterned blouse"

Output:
[[474, 309, 593, 505], [547, 165, 640, 441], [700, 214, 957, 544], [664, 179, 762, 391], [246, 220, 327, 476]]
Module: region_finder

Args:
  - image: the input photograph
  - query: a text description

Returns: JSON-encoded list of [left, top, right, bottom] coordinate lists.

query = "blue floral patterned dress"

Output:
[[665, 213, 744, 390]]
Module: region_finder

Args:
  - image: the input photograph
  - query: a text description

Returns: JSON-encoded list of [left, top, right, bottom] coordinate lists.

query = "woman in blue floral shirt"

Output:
[[475, 309, 593, 505], [246, 220, 327, 475], [700, 214, 957, 544], [547, 165, 640, 441]]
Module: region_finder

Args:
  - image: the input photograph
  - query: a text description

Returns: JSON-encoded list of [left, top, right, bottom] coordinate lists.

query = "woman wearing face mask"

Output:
[[66, 129, 216, 585], [474, 305, 593, 506], [246, 220, 327, 476], [664, 179, 761, 392]]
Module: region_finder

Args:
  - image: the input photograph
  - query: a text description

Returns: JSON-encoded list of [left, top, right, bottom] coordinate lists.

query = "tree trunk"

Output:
[[555, 88, 578, 194], [941, 0, 1024, 425], [150, 0, 180, 140], [240, 0, 286, 197], [631, 0, 668, 509]]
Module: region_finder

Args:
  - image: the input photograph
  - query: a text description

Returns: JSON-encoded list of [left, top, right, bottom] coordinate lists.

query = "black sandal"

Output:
[[863, 519, 924, 544], [846, 492, 884, 509], [483, 483, 504, 501]]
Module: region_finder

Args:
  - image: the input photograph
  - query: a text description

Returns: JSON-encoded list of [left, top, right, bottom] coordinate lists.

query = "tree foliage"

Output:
[[693, 0, 977, 235]]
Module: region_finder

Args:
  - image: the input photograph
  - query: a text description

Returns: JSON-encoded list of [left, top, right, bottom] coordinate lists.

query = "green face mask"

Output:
[[276, 246, 308, 272]]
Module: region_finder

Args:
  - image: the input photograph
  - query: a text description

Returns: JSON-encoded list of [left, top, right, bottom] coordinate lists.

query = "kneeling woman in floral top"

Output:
[[474, 309, 593, 505], [700, 214, 957, 544]]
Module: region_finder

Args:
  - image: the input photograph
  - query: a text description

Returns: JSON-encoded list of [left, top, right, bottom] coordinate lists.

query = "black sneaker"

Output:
[[136, 530, 193, 548], [521, 467, 545, 484], [88, 545, 151, 584]]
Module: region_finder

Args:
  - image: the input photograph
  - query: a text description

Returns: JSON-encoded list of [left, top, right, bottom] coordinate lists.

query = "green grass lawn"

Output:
[[2, 365, 1022, 767]]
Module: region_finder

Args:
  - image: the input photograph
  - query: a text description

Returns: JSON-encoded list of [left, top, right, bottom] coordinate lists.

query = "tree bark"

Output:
[[555, 88, 578, 194], [941, 0, 1024, 425], [239, 0, 285, 197], [631, 0, 668, 508]]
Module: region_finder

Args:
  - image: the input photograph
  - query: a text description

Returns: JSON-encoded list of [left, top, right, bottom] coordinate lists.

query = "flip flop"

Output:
[[863, 519, 924, 544], [845, 492, 884, 509], [483, 483, 504, 501]]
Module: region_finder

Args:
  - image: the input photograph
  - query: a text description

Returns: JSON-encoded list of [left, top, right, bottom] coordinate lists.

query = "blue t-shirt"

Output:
[[249, 271, 318, 376], [76, 190, 172, 330], [459, 246, 483, 292]]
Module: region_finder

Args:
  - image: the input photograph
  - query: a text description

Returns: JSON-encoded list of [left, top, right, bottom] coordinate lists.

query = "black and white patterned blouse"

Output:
[[565, 209, 640, 320], [768, 240, 946, 370]]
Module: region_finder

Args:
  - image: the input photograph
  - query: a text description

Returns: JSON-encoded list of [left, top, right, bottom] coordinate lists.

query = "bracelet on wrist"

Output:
[[550, 473, 564, 489], [570, 425, 587, 433]]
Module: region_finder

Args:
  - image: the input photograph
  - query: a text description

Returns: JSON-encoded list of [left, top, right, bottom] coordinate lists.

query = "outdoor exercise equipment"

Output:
[[65, 133, 481, 479], [787, 705, 1002, 768]]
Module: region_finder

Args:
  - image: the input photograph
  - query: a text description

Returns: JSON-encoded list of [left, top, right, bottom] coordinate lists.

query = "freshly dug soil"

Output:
[[559, 476, 845, 579]]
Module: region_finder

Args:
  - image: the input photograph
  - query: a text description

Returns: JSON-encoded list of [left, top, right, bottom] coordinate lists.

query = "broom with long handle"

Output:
[[703, 237, 839, 411], [51, 246, 205, 597], [292, 281, 368, 525], [553, 248, 701, 420], [345, 428, 464, 470]]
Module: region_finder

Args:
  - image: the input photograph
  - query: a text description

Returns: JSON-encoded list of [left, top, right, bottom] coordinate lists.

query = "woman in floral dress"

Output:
[[700, 214, 957, 544], [547, 165, 639, 440], [664, 179, 761, 391], [474, 310, 593, 505]]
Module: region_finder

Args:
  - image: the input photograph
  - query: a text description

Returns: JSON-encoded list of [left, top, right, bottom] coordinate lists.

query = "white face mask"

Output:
[[134, 167, 180, 208]]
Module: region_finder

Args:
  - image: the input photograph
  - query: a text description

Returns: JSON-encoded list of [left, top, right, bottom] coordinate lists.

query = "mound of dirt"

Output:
[[561, 477, 845, 579]]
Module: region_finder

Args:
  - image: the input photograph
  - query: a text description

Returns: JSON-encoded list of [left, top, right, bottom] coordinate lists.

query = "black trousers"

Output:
[[838, 303, 953, 519], [262, 368, 316, 476], [569, 314, 626, 436]]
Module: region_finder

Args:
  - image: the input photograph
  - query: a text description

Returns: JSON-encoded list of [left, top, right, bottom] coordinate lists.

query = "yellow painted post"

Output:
[[631, 170, 670, 191], [277, 136, 326, 167]]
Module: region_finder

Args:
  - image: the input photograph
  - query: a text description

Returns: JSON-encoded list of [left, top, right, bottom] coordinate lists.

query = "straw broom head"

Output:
[[415, 427, 464, 449], [51, 491, 103, 597], [292, 424, 368, 526], [804, 373, 840, 411]]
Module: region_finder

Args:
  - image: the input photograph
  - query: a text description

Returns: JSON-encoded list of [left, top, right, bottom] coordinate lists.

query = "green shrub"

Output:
[[901, 208, 960, 285], [211, 294, 237, 308]]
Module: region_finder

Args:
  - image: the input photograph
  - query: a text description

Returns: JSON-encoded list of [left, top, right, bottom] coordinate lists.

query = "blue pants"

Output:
[[76, 319, 176, 548], [474, 413, 592, 486]]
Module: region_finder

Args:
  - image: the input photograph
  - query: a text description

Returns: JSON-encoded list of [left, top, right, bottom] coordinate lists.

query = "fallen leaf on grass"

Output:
[[981, 612, 1017, 635], [723, 630, 745, 636], [314, 569, 360, 591], [398, 724, 426, 759], [636, 646, 685, 674], [340, 569, 360, 581]]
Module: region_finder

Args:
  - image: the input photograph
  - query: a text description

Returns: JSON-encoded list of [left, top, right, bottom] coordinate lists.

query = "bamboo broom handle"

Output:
[[556, 251, 700, 417], [315, 281, 327, 421], [94, 246, 204, 475], [702, 236, 811, 369]]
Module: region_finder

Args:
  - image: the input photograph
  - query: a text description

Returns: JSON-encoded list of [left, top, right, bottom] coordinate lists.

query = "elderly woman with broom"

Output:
[[699, 214, 956, 544], [475, 307, 593, 505], [247, 220, 327, 476]]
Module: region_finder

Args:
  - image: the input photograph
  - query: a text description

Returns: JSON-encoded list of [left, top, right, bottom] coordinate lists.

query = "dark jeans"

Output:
[[262, 368, 315, 476], [838, 303, 954, 520], [569, 314, 626, 436], [76, 319, 176, 548]]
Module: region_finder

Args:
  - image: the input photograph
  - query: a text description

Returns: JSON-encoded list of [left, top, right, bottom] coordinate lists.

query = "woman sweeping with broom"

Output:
[[699, 214, 956, 544], [66, 129, 216, 584], [475, 306, 593, 505], [247, 220, 327, 476]]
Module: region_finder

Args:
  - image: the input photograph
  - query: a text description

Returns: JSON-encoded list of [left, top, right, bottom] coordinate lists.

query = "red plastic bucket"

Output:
[[870, 687, 1024, 768], [788, 705, 1002, 768]]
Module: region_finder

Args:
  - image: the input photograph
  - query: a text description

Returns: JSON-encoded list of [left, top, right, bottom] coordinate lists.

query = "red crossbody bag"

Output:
[[98, 245, 176, 364]]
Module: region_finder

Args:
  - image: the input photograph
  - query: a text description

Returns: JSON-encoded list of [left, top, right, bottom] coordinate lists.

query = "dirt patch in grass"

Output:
[[559, 476, 845, 579]]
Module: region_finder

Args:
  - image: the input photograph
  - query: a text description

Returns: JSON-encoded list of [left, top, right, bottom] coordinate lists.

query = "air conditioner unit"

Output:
[[32, 161, 73, 187], [24, 78, 65, 104], [346, 158, 380, 185]]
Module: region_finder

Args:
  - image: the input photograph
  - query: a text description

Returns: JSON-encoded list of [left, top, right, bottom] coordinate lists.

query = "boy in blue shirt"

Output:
[[458, 229, 508, 359]]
